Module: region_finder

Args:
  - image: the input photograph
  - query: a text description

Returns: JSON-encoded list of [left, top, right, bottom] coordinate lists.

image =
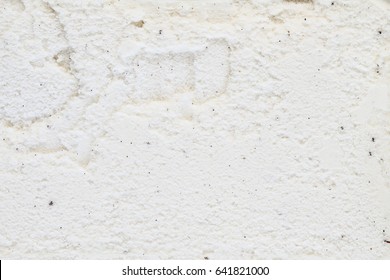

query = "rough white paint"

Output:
[[0, 0, 389, 259]]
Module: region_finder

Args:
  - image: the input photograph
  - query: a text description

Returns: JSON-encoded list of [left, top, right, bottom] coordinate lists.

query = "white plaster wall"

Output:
[[0, 0, 389, 259]]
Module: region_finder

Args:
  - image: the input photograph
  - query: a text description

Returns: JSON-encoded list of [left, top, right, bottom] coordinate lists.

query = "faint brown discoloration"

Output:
[[270, 16, 284, 24], [131, 20, 145, 28], [53, 48, 72, 72]]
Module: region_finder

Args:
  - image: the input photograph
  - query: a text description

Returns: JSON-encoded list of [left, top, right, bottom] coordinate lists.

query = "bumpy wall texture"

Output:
[[0, 0, 389, 259]]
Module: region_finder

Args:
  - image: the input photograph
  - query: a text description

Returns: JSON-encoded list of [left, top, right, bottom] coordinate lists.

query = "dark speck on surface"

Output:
[[49, 201, 54, 206]]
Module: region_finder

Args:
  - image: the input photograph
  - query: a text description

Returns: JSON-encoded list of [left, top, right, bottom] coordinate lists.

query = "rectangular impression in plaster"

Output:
[[131, 39, 231, 102]]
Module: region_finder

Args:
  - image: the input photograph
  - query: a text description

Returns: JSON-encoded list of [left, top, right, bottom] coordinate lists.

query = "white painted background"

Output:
[[0, 0, 389, 259]]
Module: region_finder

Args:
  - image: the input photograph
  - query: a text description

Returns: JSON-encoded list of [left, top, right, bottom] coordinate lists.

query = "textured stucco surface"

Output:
[[0, 0, 389, 259]]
